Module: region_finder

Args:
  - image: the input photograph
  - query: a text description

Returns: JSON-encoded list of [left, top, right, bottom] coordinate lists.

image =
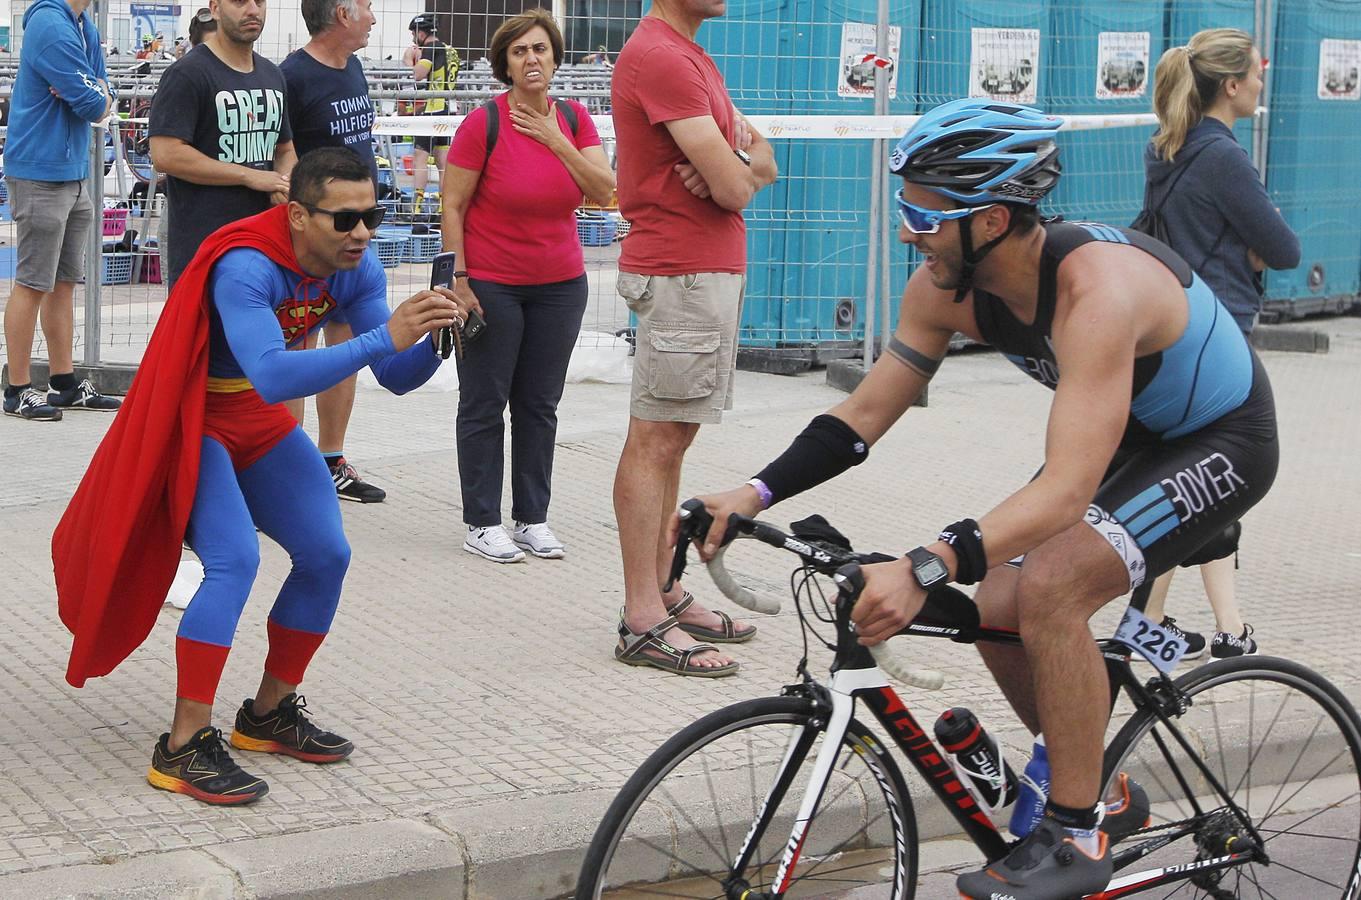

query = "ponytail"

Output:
[[1151, 28, 1256, 161]]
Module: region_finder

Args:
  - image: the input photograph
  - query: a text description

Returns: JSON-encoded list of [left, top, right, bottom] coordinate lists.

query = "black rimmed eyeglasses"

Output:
[[302, 205, 386, 232]]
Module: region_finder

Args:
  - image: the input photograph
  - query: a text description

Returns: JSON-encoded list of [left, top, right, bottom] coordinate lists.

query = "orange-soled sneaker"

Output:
[[957, 817, 1111, 900], [229, 693, 354, 763], [147, 727, 269, 805]]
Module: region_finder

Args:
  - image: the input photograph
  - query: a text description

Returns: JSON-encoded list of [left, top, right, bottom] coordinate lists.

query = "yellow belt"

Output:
[[206, 376, 253, 394]]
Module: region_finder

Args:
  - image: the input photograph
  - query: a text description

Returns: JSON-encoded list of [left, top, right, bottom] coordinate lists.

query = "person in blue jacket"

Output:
[[2, 0, 122, 422], [1140, 27, 1301, 661]]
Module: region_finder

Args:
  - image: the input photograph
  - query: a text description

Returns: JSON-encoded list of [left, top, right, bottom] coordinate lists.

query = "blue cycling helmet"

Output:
[[889, 98, 1063, 206]]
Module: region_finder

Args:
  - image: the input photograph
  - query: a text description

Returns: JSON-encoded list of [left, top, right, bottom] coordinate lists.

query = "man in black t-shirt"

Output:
[[149, 0, 295, 286], [408, 13, 458, 217], [279, 0, 386, 504]]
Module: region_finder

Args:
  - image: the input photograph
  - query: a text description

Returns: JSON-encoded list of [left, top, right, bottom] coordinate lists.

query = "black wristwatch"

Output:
[[906, 546, 949, 592]]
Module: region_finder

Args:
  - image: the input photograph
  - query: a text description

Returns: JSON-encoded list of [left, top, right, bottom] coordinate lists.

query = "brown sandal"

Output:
[[614, 609, 739, 677], [665, 591, 758, 644]]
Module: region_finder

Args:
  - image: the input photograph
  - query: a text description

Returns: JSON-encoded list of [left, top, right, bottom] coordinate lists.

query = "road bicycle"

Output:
[[576, 501, 1361, 898]]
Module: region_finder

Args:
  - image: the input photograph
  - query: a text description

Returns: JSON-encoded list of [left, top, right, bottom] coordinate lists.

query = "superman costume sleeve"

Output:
[[211, 248, 438, 403], [51, 207, 441, 688]]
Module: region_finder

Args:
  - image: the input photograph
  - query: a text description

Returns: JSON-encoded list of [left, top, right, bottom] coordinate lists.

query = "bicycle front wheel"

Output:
[[576, 695, 918, 899], [1103, 655, 1361, 897]]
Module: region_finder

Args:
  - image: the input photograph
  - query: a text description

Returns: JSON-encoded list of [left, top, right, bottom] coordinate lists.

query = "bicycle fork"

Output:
[[728, 670, 907, 899]]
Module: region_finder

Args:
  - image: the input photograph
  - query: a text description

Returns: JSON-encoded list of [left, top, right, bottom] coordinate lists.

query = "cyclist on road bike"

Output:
[[682, 97, 1279, 900]]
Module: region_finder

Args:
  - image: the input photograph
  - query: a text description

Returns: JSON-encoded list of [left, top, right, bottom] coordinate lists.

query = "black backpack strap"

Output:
[[1150, 141, 1213, 214], [482, 99, 499, 168], [558, 99, 579, 139]]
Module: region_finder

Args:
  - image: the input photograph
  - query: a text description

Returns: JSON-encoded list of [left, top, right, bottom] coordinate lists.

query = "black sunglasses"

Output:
[[303, 204, 386, 232]]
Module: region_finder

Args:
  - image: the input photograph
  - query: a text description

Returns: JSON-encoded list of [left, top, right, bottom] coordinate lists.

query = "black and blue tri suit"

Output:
[[970, 221, 1278, 589]]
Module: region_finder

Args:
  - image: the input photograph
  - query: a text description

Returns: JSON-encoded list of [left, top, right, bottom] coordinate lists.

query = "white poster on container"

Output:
[[1318, 38, 1361, 101], [969, 28, 1040, 105], [839, 22, 901, 99], [1096, 31, 1150, 99]]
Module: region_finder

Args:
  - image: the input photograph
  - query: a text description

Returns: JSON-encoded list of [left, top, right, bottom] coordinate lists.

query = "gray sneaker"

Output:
[[3, 387, 62, 421], [957, 817, 1111, 899], [463, 525, 526, 563]]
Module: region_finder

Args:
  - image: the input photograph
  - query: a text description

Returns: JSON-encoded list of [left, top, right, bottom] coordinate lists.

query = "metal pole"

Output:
[[84, 123, 103, 367], [1252, 0, 1274, 185], [864, 0, 891, 369], [82, 0, 110, 368]]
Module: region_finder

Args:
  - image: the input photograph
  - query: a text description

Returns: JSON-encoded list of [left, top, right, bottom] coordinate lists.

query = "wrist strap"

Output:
[[746, 478, 773, 510], [452, 270, 469, 279], [938, 518, 986, 585]]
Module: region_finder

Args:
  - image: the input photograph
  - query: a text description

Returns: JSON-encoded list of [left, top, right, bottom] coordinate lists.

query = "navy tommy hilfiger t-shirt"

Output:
[[280, 50, 377, 186]]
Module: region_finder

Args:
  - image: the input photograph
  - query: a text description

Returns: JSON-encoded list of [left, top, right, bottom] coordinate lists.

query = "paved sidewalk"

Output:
[[1, 319, 1359, 898]]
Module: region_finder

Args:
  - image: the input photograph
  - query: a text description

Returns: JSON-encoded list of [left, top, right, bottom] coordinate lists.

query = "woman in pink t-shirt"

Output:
[[441, 9, 614, 564]]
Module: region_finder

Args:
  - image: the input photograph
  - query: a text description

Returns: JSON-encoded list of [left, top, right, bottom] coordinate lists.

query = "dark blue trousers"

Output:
[[456, 274, 587, 526]]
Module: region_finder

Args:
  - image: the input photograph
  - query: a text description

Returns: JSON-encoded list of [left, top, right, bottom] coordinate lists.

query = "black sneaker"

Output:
[[957, 817, 1112, 899], [1101, 772, 1151, 844], [3, 386, 62, 421], [1160, 616, 1206, 659], [230, 693, 354, 763], [330, 457, 386, 503], [147, 727, 269, 805], [1211, 624, 1258, 658], [47, 378, 121, 411]]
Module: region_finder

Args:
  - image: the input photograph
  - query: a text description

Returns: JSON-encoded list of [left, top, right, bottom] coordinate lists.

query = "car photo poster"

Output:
[[1318, 39, 1361, 101], [838, 22, 901, 99], [969, 28, 1040, 105], [1096, 31, 1150, 99]]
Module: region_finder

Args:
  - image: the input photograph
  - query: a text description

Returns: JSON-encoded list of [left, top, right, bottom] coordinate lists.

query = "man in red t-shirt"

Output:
[[610, 0, 777, 677]]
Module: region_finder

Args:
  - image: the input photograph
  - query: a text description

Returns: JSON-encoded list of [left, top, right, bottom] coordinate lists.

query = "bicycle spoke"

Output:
[[1252, 704, 1327, 819], [1254, 856, 1345, 891], [1260, 747, 1352, 824], [700, 752, 733, 867], [628, 832, 730, 889], [655, 783, 734, 876]]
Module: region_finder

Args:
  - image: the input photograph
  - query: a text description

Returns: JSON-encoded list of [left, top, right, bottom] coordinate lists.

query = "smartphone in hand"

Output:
[[430, 251, 461, 360]]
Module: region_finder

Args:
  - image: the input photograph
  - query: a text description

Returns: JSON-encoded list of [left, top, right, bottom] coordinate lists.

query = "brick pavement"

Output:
[[1, 318, 1359, 897]]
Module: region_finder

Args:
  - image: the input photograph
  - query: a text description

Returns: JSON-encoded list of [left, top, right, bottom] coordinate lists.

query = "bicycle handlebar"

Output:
[[677, 500, 947, 691]]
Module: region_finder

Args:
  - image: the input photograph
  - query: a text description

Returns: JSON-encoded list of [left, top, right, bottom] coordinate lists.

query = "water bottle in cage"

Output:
[[933, 707, 1018, 815], [1008, 735, 1051, 838]]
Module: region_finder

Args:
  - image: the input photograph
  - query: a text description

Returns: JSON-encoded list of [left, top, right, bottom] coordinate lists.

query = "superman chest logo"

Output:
[[275, 291, 336, 344]]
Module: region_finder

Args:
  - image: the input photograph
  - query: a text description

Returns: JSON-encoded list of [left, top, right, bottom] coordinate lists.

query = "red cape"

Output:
[[53, 206, 303, 689]]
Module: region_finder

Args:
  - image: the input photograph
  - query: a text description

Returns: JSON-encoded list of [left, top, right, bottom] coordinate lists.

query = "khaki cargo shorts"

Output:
[[618, 271, 745, 425]]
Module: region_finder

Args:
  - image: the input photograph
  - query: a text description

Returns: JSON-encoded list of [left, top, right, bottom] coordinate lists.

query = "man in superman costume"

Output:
[[53, 148, 465, 804]]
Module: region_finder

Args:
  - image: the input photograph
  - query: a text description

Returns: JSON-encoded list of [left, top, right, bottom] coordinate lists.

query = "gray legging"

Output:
[[455, 274, 588, 526]]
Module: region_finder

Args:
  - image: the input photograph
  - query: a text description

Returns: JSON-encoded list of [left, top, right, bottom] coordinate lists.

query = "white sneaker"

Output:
[[463, 525, 526, 563], [512, 521, 566, 559]]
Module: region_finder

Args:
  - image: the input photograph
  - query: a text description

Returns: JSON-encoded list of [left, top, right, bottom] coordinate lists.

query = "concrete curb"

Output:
[[1251, 326, 1330, 353], [2, 686, 1342, 899]]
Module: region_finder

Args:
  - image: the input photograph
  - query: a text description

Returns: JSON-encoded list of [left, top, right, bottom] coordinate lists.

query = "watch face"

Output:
[[913, 553, 948, 586]]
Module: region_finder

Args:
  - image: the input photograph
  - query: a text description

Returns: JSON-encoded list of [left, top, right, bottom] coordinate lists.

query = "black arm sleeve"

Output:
[[754, 414, 870, 506]]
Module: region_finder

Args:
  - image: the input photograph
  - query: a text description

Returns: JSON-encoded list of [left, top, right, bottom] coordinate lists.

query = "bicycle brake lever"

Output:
[[835, 563, 946, 690]]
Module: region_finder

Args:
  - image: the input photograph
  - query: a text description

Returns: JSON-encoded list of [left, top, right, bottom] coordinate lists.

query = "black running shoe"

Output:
[[47, 378, 121, 411], [1211, 624, 1258, 658], [147, 727, 269, 805], [957, 817, 1111, 899], [230, 693, 354, 763], [329, 457, 387, 503], [1160, 616, 1206, 659], [1101, 772, 1151, 844]]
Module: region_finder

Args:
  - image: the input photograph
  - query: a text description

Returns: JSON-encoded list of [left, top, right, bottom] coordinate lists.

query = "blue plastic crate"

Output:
[[101, 252, 135, 285], [371, 236, 405, 269], [577, 214, 617, 247], [403, 231, 442, 263]]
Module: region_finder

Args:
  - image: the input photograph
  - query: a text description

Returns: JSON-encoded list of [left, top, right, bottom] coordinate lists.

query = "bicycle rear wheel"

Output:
[[1102, 656, 1361, 897], [576, 695, 917, 899]]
